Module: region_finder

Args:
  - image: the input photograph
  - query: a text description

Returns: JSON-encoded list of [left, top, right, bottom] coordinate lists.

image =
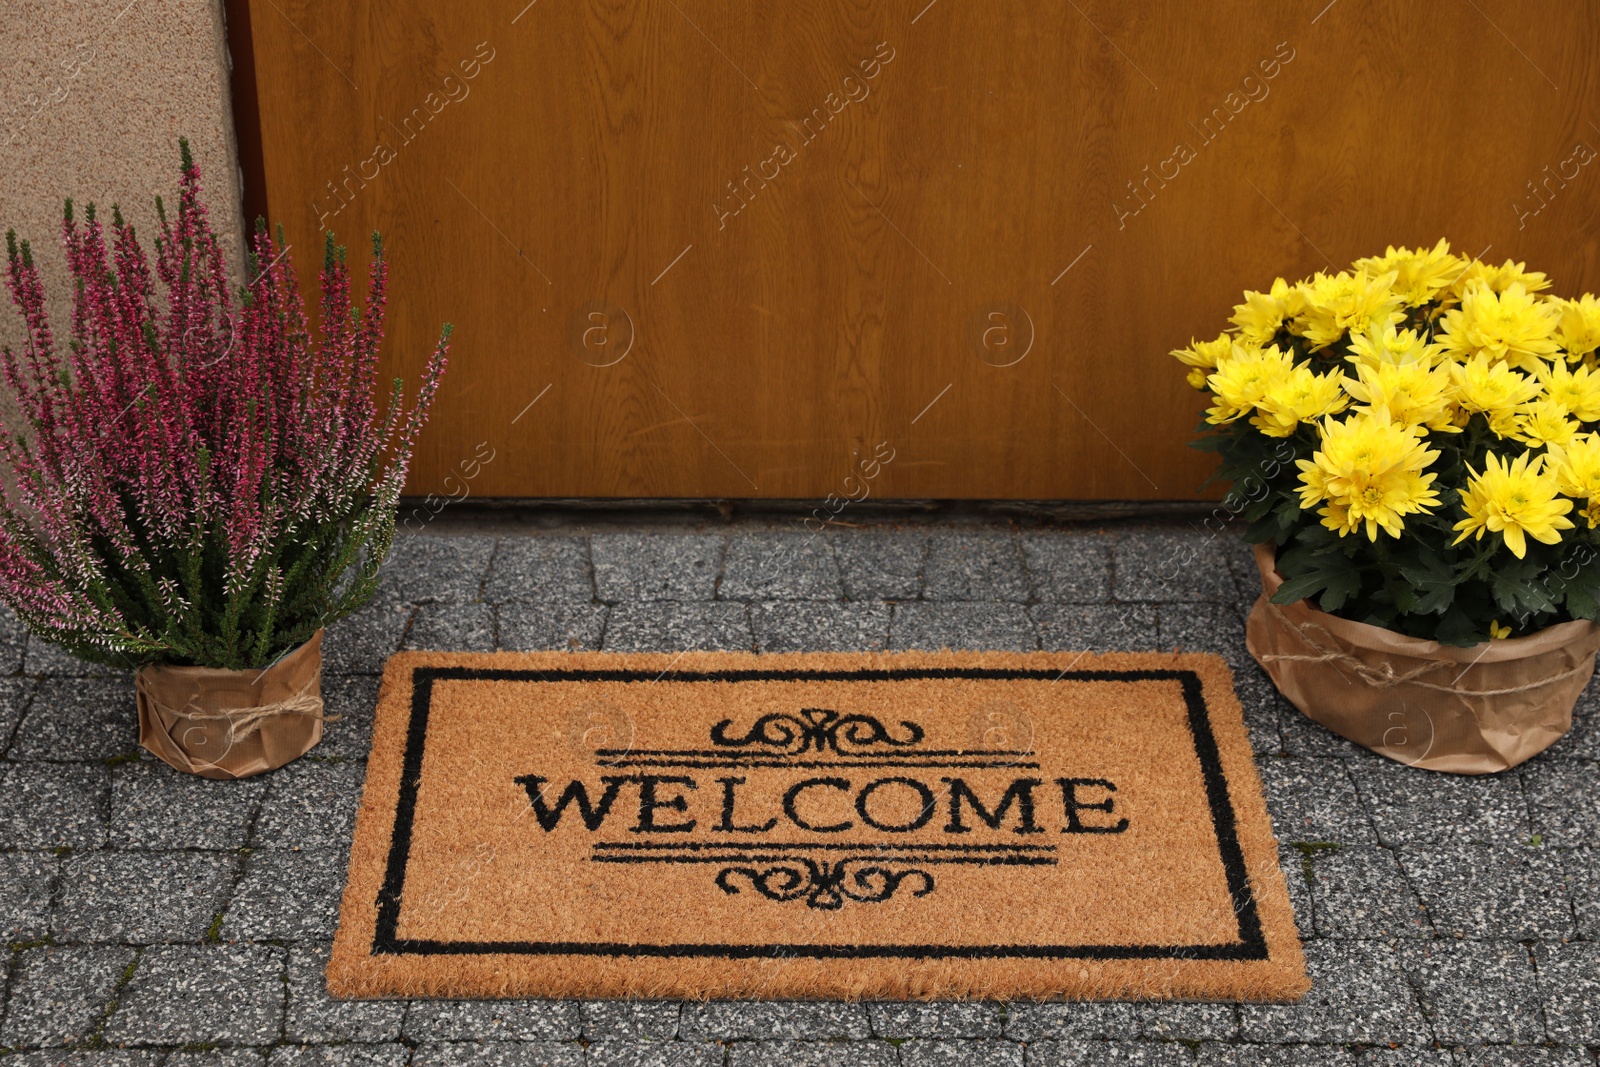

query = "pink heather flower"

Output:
[[0, 140, 448, 669]]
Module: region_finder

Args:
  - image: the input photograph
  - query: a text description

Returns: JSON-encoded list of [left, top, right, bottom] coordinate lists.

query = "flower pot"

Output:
[[1244, 544, 1600, 774], [135, 630, 327, 780]]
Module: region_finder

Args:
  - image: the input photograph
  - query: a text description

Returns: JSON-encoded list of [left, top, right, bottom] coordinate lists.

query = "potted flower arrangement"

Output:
[[1174, 239, 1600, 773], [0, 142, 448, 778]]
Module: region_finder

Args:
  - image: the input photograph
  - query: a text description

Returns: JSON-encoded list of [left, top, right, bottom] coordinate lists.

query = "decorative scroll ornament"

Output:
[[710, 707, 924, 755], [715, 858, 935, 910]]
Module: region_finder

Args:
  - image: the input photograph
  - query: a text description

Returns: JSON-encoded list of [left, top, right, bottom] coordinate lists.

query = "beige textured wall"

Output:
[[0, 0, 243, 354]]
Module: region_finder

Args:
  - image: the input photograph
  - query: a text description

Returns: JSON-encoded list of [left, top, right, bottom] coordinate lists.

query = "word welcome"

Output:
[[312, 41, 497, 229], [714, 41, 897, 231], [1114, 41, 1296, 230], [1514, 140, 1596, 230], [514, 773, 1128, 836]]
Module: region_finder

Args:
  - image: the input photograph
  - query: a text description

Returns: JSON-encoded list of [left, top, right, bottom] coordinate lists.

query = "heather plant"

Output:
[[0, 141, 448, 670]]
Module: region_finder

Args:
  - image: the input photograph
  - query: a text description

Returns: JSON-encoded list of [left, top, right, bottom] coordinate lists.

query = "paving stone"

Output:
[[4, 1051, 164, 1067], [583, 1042, 724, 1067], [165, 1050, 270, 1067], [1193, 1045, 1356, 1067], [581, 1001, 680, 1040], [832, 528, 926, 600], [222, 849, 345, 941], [728, 1040, 899, 1067], [0, 944, 135, 1046], [1254, 757, 1377, 845], [680, 1002, 871, 1040], [898, 1040, 1024, 1067], [750, 602, 890, 652], [1307, 844, 1432, 938], [1563, 845, 1600, 939], [1451, 1045, 1597, 1066], [889, 603, 1038, 651], [317, 673, 383, 761], [484, 536, 593, 602], [286, 943, 406, 1043], [1113, 528, 1236, 603], [1275, 692, 1368, 759], [1400, 939, 1544, 1044], [252, 759, 366, 849], [1156, 603, 1248, 664], [719, 533, 844, 600], [497, 603, 608, 652], [1354, 1050, 1455, 1067], [1028, 1040, 1195, 1066], [109, 758, 266, 849], [10, 677, 138, 760], [602, 602, 753, 651], [405, 601, 496, 651], [1031, 603, 1157, 652], [1002, 1001, 1143, 1040], [1523, 760, 1600, 846], [1225, 667, 1286, 756], [0, 761, 109, 848], [104, 943, 284, 1045], [379, 534, 497, 602], [0, 603, 27, 673], [403, 1000, 582, 1041], [922, 531, 1029, 602], [322, 595, 414, 674], [1277, 842, 1318, 939], [591, 533, 724, 601], [1347, 757, 1528, 845], [1237, 940, 1430, 1044], [1398, 842, 1573, 939], [1129, 1001, 1238, 1042], [0, 676, 38, 746], [24, 634, 129, 675], [0, 850, 57, 940], [411, 1042, 585, 1067], [269, 1047, 411, 1067], [52, 849, 235, 943], [1534, 940, 1600, 1045], [1019, 531, 1113, 603], [869, 1002, 1004, 1038]]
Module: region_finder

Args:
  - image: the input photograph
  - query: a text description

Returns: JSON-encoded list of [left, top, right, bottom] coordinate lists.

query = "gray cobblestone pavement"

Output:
[[1, 517, 1597, 1065]]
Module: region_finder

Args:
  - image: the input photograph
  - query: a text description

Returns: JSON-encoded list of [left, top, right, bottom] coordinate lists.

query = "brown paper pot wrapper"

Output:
[[1245, 543, 1600, 774], [136, 629, 326, 780]]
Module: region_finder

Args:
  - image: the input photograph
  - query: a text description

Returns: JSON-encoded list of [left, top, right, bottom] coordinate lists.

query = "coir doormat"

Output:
[[329, 651, 1308, 1001]]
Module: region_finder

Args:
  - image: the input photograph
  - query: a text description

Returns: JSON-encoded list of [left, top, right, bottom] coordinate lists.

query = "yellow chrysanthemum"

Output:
[[1512, 400, 1581, 449], [1556, 294, 1600, 361], [1172, 332, 1236, 391], [1449, 354, 1543, 436], [1489, 620, 1512, 639], [1452, 451, 1574, 558], [1296, 410, 1440, 540], [1343, 360, 1457, 432], [1354, 239, 1467, 308], [1251, 365, 1349, 437], [1447, 258, 1553, 300], [1293, 268, 1406, 351], [1437, 281, 1563, 371], [1552, 432, 1600, 504], [1230, 278, 1306, 345], [1345, 324, 1441, 369], [1204, 344, 1294, 424], [1537, 359, 1600, 422]]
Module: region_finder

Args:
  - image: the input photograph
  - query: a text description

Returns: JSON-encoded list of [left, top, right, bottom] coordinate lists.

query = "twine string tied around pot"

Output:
[[134, 676, 339, 748], [1257, 599, 1591, 697]]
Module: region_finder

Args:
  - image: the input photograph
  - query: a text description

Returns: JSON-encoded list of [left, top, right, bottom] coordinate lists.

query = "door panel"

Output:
[[242, 0, 1600, 498]]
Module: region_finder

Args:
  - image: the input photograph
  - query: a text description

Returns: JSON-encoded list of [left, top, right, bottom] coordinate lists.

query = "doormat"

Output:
[[329, 650, 1308, 1001]]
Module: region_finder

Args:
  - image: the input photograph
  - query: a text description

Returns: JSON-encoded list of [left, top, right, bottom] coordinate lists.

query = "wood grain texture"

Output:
[[241, 0, 1600, 499]]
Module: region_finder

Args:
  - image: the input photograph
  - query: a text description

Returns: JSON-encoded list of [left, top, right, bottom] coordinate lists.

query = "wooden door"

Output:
[[237, 0, 1600, 499]]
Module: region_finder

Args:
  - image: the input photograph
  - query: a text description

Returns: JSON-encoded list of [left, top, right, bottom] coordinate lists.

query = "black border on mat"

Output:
[[371, 666, 1269, 961]]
